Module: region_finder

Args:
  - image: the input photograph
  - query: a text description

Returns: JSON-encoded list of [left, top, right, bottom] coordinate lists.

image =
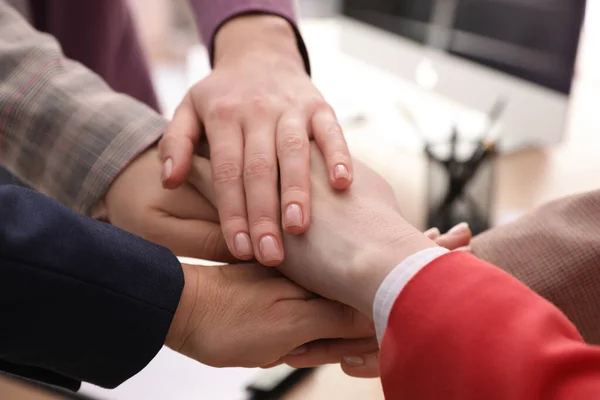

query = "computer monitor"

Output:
[[340, 0, 586, 152]]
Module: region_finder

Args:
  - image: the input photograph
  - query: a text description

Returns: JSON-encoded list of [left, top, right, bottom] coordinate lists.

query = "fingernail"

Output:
[[448, 222, 469, 235], [284, 204, 303, 228], [259, 235, 282, 264], [333, 164, 350, 181], [342, 356, 365, 366], [234, 232, 252, 257], [424, 227, 440, 238], [289, 345, 308, 355], [162, 158, 173, 182]]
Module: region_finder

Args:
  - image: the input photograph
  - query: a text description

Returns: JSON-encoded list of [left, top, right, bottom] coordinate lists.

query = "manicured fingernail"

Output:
[[333, 164, 350, 181], [259, 235, 282, 264], [448, 222, 469, 235], [284, 204, 303, 228], [424, 227, 440, 238], [234, 232, 252, 257], [162, 158, 172, 182], [289, 345, 308, 355], [343, 356, 365, 366]]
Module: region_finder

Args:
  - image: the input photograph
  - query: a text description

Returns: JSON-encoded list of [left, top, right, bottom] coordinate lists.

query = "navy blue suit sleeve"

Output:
[[0, 186, 184, 389]]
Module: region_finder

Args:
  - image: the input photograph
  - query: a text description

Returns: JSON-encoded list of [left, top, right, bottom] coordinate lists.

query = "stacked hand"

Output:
[[183, 146, 472, 374], [158, 15, 353, 266], [276, 144, 472, 377], [90, 14, 472, 377], [92, 146, 233, 262], [164, 262, 374, 368]]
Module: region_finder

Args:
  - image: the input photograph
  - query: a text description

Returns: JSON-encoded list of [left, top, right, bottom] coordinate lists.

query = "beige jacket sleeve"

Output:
[[471, 189, 600, 344], [0, 1, 167, 215]]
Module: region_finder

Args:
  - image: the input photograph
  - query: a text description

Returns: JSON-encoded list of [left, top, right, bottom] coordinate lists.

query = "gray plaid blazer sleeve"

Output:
[[471, 189, 600, 344], [0, 1, 167, 215]]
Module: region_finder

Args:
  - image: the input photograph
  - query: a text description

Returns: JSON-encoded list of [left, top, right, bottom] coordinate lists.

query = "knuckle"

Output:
[[212, 161, 242, 185], [249, 95, 275, 115], [323, 122, 344, 138], [307, 96, 330, 113], [331, 148, 351, 163], [250, 215, 278, 230], [277, 134, 307, 156], [207, 98, 239, 121], [244, 155, 274, 179], [200, 228, 225, 260], [222, 214, 248, 229]]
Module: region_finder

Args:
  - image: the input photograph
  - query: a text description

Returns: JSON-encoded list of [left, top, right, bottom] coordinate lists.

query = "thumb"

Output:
[[160, 95, 202, 189], [433, 222, 472, 250]]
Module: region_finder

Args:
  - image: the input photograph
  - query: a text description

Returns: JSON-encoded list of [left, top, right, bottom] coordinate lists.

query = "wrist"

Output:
[[214, 14, 303, 69], [351, 230, 438, 318], [165, 263, 199, 351]]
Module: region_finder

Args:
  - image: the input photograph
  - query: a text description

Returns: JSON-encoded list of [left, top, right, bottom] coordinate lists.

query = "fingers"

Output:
[[187, 157, 217, 207], [311, 106, 353, 190], [293, 299, 375, 344], [276, 113, 310, 235], [424, 227, 441, 240], [243, 119, 283, 266], [280, 337, 378, 369], [207, 120, 253, 261], [432, 222, 472, 251], [145, 216, 234, 262], [341, 352, 380, 378], [160, 95, 202, 189]]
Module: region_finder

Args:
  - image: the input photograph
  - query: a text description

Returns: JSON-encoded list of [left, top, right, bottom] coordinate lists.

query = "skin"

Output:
[[94, 146, 233, 262], [158, 15, 353, 266], [185, 145, 473, 377], [164, 262, 375, 368]]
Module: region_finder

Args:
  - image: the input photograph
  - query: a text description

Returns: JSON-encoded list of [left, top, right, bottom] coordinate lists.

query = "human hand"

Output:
[[183, 151, 466, 375], [276, 143, 436, 317], [93, 146, 232, 261], [165, 263, 374, 368], [278, 223, 473, 378], [159, 15, 352, 266]]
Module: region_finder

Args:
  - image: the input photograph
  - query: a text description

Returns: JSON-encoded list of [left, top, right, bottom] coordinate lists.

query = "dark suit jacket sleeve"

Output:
[[0, 186, 184, 390], [379, 252, 600, 399], [470, 189, 600, 344]]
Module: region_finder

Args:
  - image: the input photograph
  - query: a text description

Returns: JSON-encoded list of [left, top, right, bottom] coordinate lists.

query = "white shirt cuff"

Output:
[[373, 247, 450, 344]]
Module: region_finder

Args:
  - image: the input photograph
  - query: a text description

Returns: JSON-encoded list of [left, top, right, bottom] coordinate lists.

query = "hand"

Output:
[[277, 143, 436, 317], [278, 223, 473, 378], [165, 263, 374, 368], [159, 15, 353, 266], [184, 151, 467, 375], [93, 146, 232, 261]]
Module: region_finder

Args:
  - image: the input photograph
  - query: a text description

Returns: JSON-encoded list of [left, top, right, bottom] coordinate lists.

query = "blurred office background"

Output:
[[4, 0, 599, 398]]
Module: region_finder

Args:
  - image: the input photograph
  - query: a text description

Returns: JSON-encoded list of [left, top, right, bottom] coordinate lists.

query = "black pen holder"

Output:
[[426, 141, 495, 236]]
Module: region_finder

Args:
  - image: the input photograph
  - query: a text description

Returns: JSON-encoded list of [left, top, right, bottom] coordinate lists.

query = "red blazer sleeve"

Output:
[[379, 251, 600, 400]]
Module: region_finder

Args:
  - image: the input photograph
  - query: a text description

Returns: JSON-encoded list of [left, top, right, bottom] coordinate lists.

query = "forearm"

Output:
[[188, 0, 309, 72], [0, 186, 183, 389], [379, 252, 600, 399], [0, 2, 167, 214]]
